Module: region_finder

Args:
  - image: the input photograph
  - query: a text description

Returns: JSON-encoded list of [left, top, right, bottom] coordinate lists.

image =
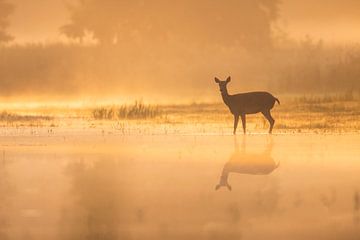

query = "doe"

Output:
[[215, 76, 280, 134]]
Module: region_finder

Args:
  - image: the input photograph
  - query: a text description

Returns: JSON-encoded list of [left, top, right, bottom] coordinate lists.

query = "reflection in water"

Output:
[[61, 159, 131, 240], [0, 156, 11, 240], [355, 191, 360, 225], [0, 151, 13, 240], [0, 135, 358, 239], [216, 136, 279, 191], [320, 187, 337, 209]]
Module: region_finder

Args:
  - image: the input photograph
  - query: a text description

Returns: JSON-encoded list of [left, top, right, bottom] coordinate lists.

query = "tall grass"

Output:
[[92, 101, 162, 120]]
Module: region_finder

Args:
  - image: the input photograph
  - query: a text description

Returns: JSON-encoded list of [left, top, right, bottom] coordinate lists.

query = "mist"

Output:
[[1, 2, 360, 240], [1, 0, 360, 103]]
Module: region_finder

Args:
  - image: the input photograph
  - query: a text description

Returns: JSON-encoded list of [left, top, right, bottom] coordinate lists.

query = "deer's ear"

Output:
[[226, 76, 231, 83], [215, 184, 221, 190], [214, 77, 220, 83], [227, 184, 232, 191]]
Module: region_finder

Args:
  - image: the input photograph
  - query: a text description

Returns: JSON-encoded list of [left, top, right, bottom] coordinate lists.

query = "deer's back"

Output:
[[229, 91, 276, 114]]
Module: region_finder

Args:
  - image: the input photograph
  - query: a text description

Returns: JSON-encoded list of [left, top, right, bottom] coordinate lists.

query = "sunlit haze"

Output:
[[0, 0, 358, 104], [1, 1, 360, 239]]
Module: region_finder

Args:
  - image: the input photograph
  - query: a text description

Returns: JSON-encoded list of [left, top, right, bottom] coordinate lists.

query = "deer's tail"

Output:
[[274, 97, 280, 105]]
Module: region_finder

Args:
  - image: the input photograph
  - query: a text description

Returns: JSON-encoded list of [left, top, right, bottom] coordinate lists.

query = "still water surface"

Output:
[[0, 134, 359, 239]]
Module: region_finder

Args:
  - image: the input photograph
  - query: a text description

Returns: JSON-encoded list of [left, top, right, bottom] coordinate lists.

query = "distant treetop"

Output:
[[0, 0, 14, 43], [60, 0, 280, 49]]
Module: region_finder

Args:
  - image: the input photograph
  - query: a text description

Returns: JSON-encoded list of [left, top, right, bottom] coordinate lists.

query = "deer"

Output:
[[215, 136, 279, 191], [215, 76, 280, 134]]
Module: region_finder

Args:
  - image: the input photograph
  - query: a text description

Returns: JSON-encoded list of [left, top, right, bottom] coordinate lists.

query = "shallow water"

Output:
[[0, 133, 359, 239]]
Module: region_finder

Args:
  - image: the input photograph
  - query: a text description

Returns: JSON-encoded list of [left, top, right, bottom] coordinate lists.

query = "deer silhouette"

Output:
[[215, 136, 279, 191], [215, 76, 280, 134]]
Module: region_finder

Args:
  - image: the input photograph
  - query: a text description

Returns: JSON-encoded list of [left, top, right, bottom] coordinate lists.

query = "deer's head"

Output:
[[214, 76, 231, 93]]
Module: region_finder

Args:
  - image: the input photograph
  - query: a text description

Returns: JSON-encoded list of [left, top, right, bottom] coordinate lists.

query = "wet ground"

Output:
[[0, 132, 359, 239]]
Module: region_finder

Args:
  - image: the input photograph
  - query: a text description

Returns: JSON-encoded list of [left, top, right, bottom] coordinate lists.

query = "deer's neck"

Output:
[[221, 89, 231, 106]]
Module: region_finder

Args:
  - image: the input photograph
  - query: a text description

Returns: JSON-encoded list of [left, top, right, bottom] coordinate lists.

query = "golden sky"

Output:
[[9, 0, 69, 43], [280, 0, 360, 43], [8, 0, 360, 44]]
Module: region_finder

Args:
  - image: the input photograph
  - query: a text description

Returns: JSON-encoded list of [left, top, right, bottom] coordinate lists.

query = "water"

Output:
[[0, 134, 359, 239]]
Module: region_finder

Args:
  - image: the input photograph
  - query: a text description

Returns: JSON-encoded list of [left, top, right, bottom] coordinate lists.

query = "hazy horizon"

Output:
[[1, 0, 360, 103]]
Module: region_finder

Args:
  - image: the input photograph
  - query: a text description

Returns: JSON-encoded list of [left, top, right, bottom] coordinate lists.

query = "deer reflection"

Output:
[[354, 191, 360, 225], [216, 136, 279, 191]]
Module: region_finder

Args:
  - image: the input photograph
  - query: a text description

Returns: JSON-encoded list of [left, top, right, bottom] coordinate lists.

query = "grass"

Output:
[[0, 111, 52, 122], [155, 94, 360, 133], [92, 101, 162, 120], [0, 94, 359, 134], [294, 91, 356, 104]]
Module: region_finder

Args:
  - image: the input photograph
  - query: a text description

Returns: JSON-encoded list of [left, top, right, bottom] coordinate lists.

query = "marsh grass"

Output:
[[92, 107, 115, 120], [87, 95, 360, 133], [0, 111, 52, 122], [0, 94, 359, 133], [92, 101, 162, 120], [293, 91, 356, 104]]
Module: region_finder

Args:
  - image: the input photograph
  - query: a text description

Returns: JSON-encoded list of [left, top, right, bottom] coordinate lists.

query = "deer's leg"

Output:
[[240, 114, 246, 134], [262, 110, 275, 134], [233, 115, 239, 135]]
